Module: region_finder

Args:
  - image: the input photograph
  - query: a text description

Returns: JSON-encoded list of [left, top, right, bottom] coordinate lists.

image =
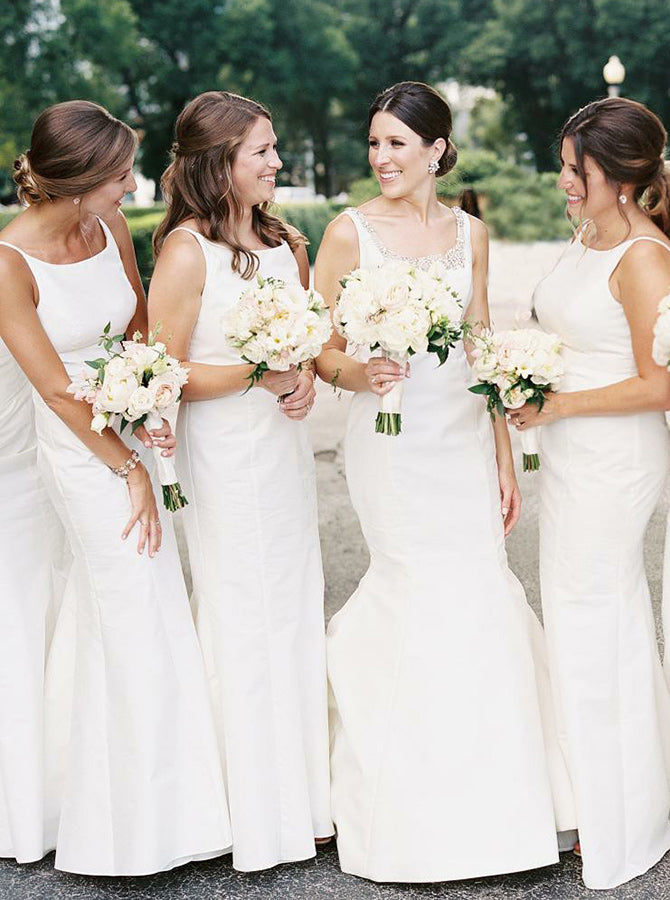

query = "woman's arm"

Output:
[[314, 215, 404, 395], [511, 240, 670, 430], [105, 211, 148, 339], [279, 238, 316, 420], [147, 230, 298, 401], [468, 215, 521, 535], [0, 248, 162, 554]]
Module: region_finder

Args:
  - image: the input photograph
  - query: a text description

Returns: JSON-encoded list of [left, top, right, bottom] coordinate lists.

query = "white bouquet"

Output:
[[652, 293, 670, 368], [222, 274, 332, 393], [67, 323, 189, 510], [334, 260, 463, 435], [469, 327, 564, 471]]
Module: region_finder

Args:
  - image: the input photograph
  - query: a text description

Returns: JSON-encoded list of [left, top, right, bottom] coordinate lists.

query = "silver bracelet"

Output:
[[109, 449, 140, 479]]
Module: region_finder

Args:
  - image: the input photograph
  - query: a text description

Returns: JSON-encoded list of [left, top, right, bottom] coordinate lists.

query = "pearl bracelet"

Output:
[[109, 449, 140, 479]]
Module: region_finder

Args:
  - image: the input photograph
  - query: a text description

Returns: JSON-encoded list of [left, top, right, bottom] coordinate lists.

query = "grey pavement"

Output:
[[3, 242, 670, 899]]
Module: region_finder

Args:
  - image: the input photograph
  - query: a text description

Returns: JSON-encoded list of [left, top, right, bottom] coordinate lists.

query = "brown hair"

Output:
[[560, 97, 670, 237], [368, 81, 458, 177], [153, 90, 304, 278], [13, 100, 136, 206]]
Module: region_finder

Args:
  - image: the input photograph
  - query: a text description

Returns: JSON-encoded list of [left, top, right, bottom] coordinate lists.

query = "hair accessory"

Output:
[[428, 160, 439, 175], [618, 193, 627, 205], [73, 197, 80, 206]]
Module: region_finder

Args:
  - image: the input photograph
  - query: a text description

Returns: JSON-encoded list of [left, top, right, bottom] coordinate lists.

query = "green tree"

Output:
[[460, 0, 670, 171]]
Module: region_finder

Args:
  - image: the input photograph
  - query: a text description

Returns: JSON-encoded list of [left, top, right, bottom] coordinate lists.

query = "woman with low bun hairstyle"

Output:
[[149, 90, 332, 872], [0, 100, 231, 875], [509, 96, 670, 889], [316, 81, 575, 882]]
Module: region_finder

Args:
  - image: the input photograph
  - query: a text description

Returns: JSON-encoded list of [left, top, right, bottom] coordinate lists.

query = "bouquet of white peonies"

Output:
[[222, 274, 332, 393], [334, 260, 463, 435], [67, 323, 189, 510], [468, 327, 564, 471], [652, 293, 670, 368]]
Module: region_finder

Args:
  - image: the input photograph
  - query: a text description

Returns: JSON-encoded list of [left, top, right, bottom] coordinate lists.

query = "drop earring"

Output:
[[428, 160, 439, 175]]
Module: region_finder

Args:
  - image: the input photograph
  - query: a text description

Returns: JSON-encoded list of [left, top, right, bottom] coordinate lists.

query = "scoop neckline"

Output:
[[0, 217, 109, 267], [175, 226, 286, 252]]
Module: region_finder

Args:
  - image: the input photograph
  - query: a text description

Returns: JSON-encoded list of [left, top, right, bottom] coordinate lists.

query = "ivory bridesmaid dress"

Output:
[[171, 227, 332, 872], [534, 233, 670, 889], [0, 219, 232, 875], [0, 341, 69, 863], [327, 206, 576, 883]]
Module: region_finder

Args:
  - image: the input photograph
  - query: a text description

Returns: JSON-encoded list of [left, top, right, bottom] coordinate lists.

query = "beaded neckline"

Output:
[[347, 205, 466, 270]]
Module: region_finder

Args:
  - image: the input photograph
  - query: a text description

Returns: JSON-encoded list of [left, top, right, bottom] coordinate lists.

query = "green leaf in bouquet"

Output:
[[119, 417, 129, 434], [131, 414, 148, 434], [84, 358, 107, 370], [468, 383, 491, 395], [103, 322, 111, 335], [242, 359, 269, 394]]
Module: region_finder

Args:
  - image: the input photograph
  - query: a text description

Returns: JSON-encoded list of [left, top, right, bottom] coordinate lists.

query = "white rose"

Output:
[[149, 373, 182, 409], [126, 385, 155, 419]]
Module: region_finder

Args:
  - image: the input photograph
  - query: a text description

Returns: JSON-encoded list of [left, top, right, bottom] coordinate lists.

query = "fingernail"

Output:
[[145, 441, 152, 448], [502, 508, 509, 516]]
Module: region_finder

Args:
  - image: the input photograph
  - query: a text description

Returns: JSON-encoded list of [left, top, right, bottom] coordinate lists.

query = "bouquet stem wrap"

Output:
[[145, 410, 188, 511], [376, 377, 405, 436], [519, 427, 541, 472]]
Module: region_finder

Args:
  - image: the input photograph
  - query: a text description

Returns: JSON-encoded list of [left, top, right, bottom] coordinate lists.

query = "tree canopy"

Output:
[[0, 0, 668, 197]]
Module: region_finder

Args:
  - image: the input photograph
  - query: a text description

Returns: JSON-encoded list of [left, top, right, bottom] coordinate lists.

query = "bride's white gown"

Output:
[[327, 206, 576, 882]]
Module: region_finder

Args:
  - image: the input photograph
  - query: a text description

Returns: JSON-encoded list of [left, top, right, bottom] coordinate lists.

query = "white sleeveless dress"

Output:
[[534, 234, 670, 890], [0, 220, 232, 875], [171, 228, 332, 872], [0, 340, 70, 863], [327, 207, 576, 883]]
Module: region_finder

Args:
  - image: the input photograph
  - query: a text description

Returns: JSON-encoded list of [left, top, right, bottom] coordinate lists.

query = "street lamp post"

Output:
[[603, 55, 625, 97]]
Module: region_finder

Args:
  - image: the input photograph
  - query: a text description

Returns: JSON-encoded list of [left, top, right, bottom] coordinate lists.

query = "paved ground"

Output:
[[3, 241, 670, 899]]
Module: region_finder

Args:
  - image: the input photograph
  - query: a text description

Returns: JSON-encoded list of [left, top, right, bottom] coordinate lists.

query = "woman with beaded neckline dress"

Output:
[[0, 100, 231, 875], [316, 81, 575, 883]]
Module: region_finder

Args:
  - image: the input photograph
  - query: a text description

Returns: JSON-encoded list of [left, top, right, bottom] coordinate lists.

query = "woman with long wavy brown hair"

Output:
[[149, 90, 332, 872]]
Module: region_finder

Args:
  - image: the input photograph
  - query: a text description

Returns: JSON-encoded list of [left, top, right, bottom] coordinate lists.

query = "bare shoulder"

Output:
[[465, 212, 489, 245], [321, 210, 357, 249], [0, 242, 32, 282]]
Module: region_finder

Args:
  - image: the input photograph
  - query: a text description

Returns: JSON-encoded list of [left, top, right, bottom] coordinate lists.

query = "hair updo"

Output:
[[368, 81, 458, 176], [13, 100, 136, 206], [559, 96, 670, 236]]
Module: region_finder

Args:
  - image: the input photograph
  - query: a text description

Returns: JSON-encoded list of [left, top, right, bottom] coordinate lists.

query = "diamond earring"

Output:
[[73, 197, 80, 206], [618, 193, 627, 204], [428, 160, 439, 175]]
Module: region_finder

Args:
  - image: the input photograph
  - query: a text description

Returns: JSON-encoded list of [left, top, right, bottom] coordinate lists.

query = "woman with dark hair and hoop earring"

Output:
[[315, 81, 576, 883], [0, 100, 231, 875], [508, 97, 670, 890], [148, 91, 332, 872]]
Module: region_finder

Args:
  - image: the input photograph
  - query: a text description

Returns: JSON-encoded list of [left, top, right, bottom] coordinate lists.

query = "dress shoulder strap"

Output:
[[626, 235, 670, 254], [0, 240, 33, 265]]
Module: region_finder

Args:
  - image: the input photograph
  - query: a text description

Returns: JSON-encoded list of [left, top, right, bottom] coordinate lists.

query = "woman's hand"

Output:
[[134, 418, 177, 458], [498, 464, 522, 536], [365, 357, 408, 396], [280, 369, 316, 420], [261, 366, 300, 397], [507, 394, 563, 430], [121, 463, 162, 557]]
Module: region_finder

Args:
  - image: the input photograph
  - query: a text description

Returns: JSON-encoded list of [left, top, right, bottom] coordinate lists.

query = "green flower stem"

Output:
[[522, 453, 540, 472], [375, 412, 402, 436], [162, 482, 189, 511]]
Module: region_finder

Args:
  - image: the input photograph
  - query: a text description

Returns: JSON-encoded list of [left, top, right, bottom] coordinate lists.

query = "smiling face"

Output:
[[368, 111, 444, 199], [558, 136, 618, 222], [231, 115, 282, 209], [82, 154, 137, 218]]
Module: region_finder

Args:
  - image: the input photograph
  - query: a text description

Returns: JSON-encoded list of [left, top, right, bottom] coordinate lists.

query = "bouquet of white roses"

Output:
[[222, 274, 332, 393], [67, 323, 190, 510], [334, 260, 463, 435], [468, 327, 564, 471], [652, 293, 670, 368]]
